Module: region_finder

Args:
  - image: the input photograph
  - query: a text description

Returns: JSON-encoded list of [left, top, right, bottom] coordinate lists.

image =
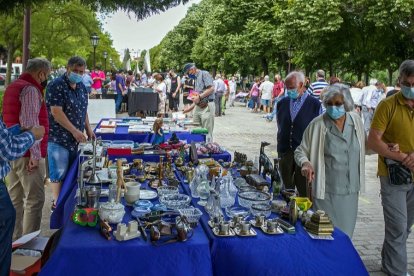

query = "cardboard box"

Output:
[[10, 231, 49, 276]]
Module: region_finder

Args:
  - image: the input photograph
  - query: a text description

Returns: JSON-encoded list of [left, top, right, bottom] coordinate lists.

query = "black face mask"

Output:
[[41, 79, 48, 88]]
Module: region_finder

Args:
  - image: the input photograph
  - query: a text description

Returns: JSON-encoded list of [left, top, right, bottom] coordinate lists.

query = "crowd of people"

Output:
[[272, 64, 413, 276], [0, 56, 94, 276], [0, 54, 413, 276]]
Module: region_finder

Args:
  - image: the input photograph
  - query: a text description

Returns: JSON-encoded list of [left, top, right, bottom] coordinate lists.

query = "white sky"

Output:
[[102, 0, 200, 60]]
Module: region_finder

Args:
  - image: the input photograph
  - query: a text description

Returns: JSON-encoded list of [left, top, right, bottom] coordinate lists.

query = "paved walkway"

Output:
[[39, 102, 414, 274]]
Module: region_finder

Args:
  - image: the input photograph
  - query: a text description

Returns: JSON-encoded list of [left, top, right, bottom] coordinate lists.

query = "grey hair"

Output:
[[316, 69, 325, 78], [322, 84, 354, 112], [399, 60, 414, 79], [264, 75, 269, 81], [369, 78, 378, 86], [285, 71, 305, 86], [25, 58, 51, 73], [67, 56, 86, 68]]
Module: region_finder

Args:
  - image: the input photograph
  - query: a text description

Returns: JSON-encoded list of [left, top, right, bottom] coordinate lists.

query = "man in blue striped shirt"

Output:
[[0, 121, 44, 276], [307, 69, 329, 100]]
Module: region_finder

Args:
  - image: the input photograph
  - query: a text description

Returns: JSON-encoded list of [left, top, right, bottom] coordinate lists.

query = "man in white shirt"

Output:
[[259, 75, 274, 113], [228, 76, 237, 107], [214, 74, 226, 116], [360, 78, 378, 133], [349, 81, 364, 114]]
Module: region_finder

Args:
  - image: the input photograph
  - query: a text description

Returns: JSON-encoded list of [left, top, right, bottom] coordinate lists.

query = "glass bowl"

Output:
[[133, 200, 153, 209], [178, 207, 203, 227], [225, 206, 250, 218], [238, 191, 271, 209], [159, 194, 191, 210], [234, 177, 248, 189], [131, 206, 151, 218], [99, 202, 125, 224], [239, 185, 256, 193], [157, 186, 179, 197], [250, 203, 272, 218], [151, 203, 167, 211]]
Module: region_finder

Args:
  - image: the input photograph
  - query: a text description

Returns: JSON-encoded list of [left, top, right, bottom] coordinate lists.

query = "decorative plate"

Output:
[[140, 190, 158, 200]]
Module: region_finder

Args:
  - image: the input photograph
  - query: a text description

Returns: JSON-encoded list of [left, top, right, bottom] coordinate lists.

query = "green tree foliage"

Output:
[[150, 0, 414, 84], [0, 0, 121, 80], [30, 1, 120, 69], [0, 12, 23, 85], [0, 0, 190, 20]]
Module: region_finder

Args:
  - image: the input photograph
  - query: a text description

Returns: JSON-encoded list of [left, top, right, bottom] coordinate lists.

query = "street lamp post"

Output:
[[103, 51, 108, 72], [90, 33, 100, 69], [287, 45, 294, 73]]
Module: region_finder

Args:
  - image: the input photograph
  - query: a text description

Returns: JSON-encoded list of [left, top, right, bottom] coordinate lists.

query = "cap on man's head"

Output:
[[183, 63, 195, 73]]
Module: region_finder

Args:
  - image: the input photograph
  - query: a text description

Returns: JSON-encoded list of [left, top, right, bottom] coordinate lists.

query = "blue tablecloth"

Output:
[[49, 153, 367, 276], [94, 119, 206, 143], [42, 171, 213, 275], [50, 160, 79, 229], [108, 151, 232, 163], [174, 170, 368, 276]]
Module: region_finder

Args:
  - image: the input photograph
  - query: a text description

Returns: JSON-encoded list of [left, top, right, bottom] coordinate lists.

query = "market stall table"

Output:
[[174, 170, 368, 276], [128, 91, 159, 116], [48, 155, 367, 276], [94, 119, 206, 143], [42, 172, 213, 276], [107, 152, 232, 163]]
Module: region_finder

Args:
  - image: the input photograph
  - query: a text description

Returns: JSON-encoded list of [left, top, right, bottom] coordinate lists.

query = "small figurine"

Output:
[[259, 141, 273, 179], [116, 159, 125, 203], [152, 118, 165, 145]]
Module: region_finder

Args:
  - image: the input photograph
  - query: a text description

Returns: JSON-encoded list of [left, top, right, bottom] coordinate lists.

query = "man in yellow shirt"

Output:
[[368, 60, 414, 276]]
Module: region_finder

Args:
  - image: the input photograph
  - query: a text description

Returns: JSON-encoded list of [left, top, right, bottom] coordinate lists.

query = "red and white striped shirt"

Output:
[[19, 86, 42, 160]]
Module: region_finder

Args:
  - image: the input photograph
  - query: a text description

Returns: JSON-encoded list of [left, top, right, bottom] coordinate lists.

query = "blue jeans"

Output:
[[115, 93, 123, 113], [0, 180, 15, 276], [47, 142, 77, 182], [268, 96, 284, 121]]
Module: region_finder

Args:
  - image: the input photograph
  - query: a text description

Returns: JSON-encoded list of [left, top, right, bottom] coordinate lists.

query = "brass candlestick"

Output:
[[116, 159, 125, 203], [159, 156, 164, 181]]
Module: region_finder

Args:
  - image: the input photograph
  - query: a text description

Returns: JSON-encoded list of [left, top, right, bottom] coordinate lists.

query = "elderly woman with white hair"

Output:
[[294, 84, 365, 237]]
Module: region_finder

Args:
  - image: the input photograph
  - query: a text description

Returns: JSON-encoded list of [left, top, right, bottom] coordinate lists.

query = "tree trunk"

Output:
[[357, 71, 363, 83], [5, 45, 16, 87], [22, 7, 31, 71], [388, 67, 393, 86], [329, 62, 334, 77], [261, 57, 268, 76], [364, 72, 369, 86], [211, 66, 217, 78]]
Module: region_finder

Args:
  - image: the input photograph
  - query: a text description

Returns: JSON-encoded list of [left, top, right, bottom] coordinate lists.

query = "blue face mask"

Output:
[[401, 85, 414, 100], [68, 72, 83, 84], [287, 89, 299, 99], [326, 105, 346, 120], [188, 74, 196, 79]]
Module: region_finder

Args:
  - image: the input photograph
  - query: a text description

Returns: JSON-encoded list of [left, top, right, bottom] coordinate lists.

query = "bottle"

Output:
[[197, 176, 210, 206], [190, 175, 200, 198], [220, 176, 235, 208]]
